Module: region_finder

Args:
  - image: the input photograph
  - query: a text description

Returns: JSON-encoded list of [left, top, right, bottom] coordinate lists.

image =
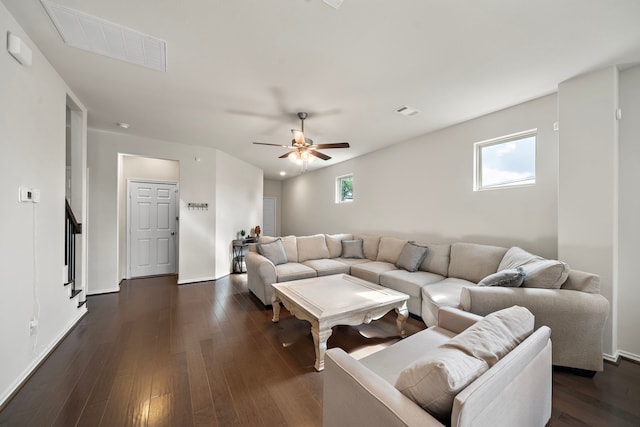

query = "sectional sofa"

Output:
[[246, 233, 609, 372]]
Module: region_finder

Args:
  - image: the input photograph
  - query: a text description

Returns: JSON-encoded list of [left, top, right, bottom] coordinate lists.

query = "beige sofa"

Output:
[[246, 233, 609, 372], [323, 307, 552, 427]]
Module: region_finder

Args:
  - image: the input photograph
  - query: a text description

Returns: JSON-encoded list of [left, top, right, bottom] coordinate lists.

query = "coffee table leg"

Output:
[[271, 294, 281, 323], [311, 325, 332, 371], [396, 303, 408, 338]]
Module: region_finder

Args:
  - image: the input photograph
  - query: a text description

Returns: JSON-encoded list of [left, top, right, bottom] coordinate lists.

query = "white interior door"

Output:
[[263, 197, 276, 237], [129, 180, 177, 277]]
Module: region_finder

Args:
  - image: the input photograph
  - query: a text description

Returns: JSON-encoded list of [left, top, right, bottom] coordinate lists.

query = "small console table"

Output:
[[232, 238, 255, 273]]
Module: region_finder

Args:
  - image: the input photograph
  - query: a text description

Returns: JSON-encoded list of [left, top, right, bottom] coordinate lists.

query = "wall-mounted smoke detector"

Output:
[[41, 0, 167, 72], [395, 105, 421, 117]]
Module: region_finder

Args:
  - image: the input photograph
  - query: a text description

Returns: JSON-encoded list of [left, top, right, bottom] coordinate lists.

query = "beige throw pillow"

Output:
[[443, 305, 534, 367], [395, 347, 488, 419], [499, 247, 570, 289]]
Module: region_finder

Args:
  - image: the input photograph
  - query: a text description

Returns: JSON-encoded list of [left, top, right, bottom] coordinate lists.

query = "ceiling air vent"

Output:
[[41, 0, 167, 72], [395, 105, 420, 117]]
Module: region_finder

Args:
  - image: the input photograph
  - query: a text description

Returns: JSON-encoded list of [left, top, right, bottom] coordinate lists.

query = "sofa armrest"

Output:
[[323, 348, 443, 427], [436, 307, 483, 334], [460, 287, 610, 371], [246, 251, 277, 305]]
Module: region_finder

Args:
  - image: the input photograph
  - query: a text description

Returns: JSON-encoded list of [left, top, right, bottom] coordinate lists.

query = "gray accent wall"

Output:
[[282, 94, 559, 258]]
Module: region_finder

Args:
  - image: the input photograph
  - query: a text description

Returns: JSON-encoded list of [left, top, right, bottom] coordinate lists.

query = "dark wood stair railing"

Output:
[[65, 199, 85, 308]]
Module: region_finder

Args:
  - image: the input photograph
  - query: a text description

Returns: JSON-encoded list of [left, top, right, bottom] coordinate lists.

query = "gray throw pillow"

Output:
[[478, 268, 525, 287], [395, 242, 429, 272], [341, 239, 365, 259], [256, 238, 288, 265]]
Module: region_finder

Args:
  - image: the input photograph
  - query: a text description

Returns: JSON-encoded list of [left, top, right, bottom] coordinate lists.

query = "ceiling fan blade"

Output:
[[279, 150, 297, 159], [309, 150, 331, 161], [291, 129, 306, 146], [309, 142, 350, 149], [253, 142, 291, 148]]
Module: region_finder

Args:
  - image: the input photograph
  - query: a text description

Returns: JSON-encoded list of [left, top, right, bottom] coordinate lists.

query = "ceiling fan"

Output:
[[253, 112, 350, 161]]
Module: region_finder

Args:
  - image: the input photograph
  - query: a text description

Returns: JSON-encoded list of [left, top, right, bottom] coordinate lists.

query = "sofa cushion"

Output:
[[333, 257, 371, 267], [380, 270, 444, 299], [394, 347, 488, 419], [377, 236, 408, 264], [443, 305, 535, 367], [419, 243, 451, 277], [499, 247, 569, 289], [281, 235, 298, 263], [275, 263, 317, 282], [256, 238, 287, 265], [421, 278, 475, 327], [396, 242, 429, 272], [297, 234, 330, 262], [351, 261, 398, 284], [325, 233, 353, 258], [478, 268, 525, 287], [341, 239, 365, 259], [354, 234, 381, 260], [302, 259, 350, 276], [561, 269, 600, 293], [448, 243, 508, 283]]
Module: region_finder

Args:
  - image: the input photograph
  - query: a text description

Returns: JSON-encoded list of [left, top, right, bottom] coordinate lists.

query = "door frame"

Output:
[[126, 179, 180, 278]]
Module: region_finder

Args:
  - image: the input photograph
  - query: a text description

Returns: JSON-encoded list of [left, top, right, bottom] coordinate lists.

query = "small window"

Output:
[[336, 174, 353, 203], [474, 130, 536, 191]]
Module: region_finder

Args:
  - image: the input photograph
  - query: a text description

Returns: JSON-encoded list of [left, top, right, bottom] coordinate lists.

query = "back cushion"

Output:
[[376, 236, 408, 263], [561, 269, 600, 293], [499, 246, 569, 289], [395, 347, 488, 419], [297, 234, 330, 262], [325, 233, 353, 258], [354, 234, 381, 260], [443, 305, 535, 367], [419, 243, 451, 277], [281, 235, 298, 263], [448, 243, 508, 283]]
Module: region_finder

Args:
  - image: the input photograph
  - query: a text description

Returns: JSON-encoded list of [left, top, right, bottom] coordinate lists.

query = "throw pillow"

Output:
[[341, 239, 365, 259], [477, 268, 525, 287], [443, 305, 534, 367], [499, 247, 570, 289], [256, 238, 288, 265], [396, 242, 430, 272], [395, 347, 488, 419]]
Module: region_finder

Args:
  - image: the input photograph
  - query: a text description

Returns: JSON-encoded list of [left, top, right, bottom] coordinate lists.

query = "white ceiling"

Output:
[[4, 0, 640, 179]]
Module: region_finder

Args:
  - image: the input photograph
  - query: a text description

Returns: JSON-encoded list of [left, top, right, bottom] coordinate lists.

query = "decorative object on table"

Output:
[[255, 225, 261, 238], [240, 229, 246, 239]]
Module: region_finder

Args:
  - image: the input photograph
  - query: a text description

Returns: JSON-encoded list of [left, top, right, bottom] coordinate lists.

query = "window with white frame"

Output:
[[336, 174, 353, 203], [474, 130, 536, 191]]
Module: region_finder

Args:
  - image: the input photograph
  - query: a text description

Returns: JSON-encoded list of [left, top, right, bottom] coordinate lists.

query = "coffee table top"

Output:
[[272, 274, 409, 319]]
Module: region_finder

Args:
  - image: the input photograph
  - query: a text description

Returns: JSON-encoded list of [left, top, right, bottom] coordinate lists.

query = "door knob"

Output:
[[171, 232, 175, 235]]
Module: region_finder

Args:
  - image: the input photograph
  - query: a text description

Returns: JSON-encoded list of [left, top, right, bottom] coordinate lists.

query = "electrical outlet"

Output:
[[29, 319, 38, 336]]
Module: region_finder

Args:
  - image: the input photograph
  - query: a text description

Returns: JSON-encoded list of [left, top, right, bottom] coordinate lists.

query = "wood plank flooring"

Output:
[[0, 274, 638, 426]]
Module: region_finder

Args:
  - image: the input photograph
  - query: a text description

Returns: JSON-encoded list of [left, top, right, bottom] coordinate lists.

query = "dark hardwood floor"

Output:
[[0, 274, 638, 426]]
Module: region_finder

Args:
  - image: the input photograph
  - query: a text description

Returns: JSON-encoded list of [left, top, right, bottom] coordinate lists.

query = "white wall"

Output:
[[558, 66, 618, 357], [618, 65, 640, 359], [0, 4, 87, 405], [118, 156, 180, 279], [88, 130, 262, 292], [282, 94, 559, 258], [263, 179, 282, 236], [215, 151, 263, 276]]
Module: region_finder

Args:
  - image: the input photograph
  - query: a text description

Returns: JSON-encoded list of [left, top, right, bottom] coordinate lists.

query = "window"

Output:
[[474, 130, 536, 191], [336, 174, 353, 203]]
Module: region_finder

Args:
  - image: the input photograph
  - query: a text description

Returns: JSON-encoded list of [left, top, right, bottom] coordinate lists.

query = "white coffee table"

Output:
[[271, 274, 409, 371]]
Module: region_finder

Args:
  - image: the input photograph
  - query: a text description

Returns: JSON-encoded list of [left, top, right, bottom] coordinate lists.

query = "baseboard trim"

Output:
[[603, 350, 640, 364], [86, 286, 120, 296], [177, 276, 216, 285], [0, 308, 88, 410]]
